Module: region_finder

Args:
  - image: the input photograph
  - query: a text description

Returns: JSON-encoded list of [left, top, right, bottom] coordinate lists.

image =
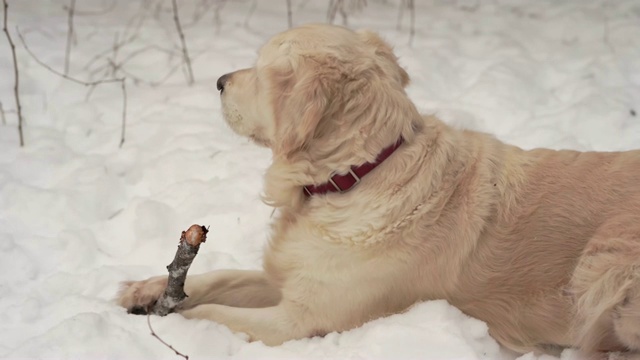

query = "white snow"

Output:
[[1, 0, 639, 359]]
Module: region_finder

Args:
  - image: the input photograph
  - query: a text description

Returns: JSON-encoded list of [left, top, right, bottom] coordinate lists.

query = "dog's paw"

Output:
[[115, 276, 168, 314]]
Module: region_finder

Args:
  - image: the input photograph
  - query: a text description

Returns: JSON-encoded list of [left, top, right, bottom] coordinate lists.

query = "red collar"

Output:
[[303, 138, 405, 197]]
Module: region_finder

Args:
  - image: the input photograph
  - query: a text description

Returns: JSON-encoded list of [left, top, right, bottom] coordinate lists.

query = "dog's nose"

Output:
[[217, 73, 230, 92]]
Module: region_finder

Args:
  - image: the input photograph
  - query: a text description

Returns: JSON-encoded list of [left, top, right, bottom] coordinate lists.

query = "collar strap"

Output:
[[303, 137, 405, 197]]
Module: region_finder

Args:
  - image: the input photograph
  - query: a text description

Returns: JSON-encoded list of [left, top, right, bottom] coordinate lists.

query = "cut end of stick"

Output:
[[181, 224, 208, 247]]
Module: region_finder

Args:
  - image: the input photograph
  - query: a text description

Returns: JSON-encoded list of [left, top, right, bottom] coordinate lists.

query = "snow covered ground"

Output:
[[1, 0, 639, 359]]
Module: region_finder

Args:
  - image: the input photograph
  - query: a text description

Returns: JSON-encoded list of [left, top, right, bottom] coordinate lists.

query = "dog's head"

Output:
[[217, 24, 411, 158]]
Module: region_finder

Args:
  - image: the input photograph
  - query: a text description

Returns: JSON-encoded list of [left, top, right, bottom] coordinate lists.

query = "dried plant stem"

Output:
[[286, 0, 292, 28], [64, 0, 76, 75], [2, 0, 24, 146], [244, 0, 257, 28], [170, 0, 194, 85], [0, 101, 6, 125], [146, 314, 189, 360], [18, 30, 128, 148], [408, 0, 415, 46], [327, 0, 340, 23], [396, 0, 405, 30], [119, 80, 127, 148]]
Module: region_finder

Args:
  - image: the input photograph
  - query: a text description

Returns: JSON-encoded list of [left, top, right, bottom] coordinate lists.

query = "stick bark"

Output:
[[151, 224, 208, 316]]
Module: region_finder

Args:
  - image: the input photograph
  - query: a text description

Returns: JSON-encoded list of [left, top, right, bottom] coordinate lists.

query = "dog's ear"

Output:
[[356, 29, 410, 87], [272, 58, 331, 156]]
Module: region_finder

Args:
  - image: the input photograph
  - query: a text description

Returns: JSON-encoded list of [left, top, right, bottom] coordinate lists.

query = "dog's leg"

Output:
[[570, 219, 640, 357], [117, 270, 281, 312], [179, 302, 310, 346]]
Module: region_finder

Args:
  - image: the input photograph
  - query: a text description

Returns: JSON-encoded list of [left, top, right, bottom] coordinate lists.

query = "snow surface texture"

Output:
[[1, 0, 639, 359]]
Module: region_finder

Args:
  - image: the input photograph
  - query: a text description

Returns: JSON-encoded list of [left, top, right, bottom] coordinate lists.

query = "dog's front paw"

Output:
[[116, 276, 168, 314]]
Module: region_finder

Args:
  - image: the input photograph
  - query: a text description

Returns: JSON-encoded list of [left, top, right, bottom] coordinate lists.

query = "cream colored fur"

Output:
[[117, 24, 640, 359]]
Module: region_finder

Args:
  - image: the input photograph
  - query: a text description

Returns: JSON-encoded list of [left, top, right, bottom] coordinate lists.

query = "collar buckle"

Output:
[[329, 168, 360, 193]]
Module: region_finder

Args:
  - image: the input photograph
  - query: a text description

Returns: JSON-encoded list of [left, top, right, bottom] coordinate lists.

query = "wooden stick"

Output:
[[151, 224, 208, 316]]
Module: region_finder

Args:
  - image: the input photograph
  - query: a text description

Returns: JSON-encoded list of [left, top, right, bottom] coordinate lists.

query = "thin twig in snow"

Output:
[[286, 0, 293, 28], [327, 0, 339, 24], [244, 0, 257, 28], [339, 1, 348, 26], [109, 32, 121, 77], [18, 30, 128, 148], [64, 0, 76, 75], [0, 101, 6, 125], [396, 0, 405, 30], [82, 33, 137, 73], [170, 0, 194, 85], [408, 0, 415, 46], [72, 0, 116, 16], [3, 0, 25, 146], [146, 314, 190, 360], [18, 31, 122, 86], [212, 0, 226, 35], [327, 0, 366, 26], [119, 80, 127, 148]]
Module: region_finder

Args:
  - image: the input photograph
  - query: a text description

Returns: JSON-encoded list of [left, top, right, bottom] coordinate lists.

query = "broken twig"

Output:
[[171, 0, 194, 85], [147, 313, 190, 360], [17, 30, 128, 148], [2, 0, 24, 146], [64, 0, 76, 75], [0, 101, 6, 125], [286, 0, 292, 28], [151, 224, 208, 316]]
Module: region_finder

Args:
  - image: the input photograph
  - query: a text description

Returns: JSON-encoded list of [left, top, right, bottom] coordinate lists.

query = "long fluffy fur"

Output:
[[117, 24, 640, 358]]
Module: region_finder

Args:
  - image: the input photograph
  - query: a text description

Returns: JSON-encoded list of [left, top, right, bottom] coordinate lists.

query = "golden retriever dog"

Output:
[[117, 24, 640, 359]]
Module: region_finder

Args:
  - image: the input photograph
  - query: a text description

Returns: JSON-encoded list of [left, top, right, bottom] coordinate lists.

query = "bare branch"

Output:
[[18, 30, 128, 148], [120, 78, 127, 148], [327, 0, 366, 26], [286, 0, 292, 28], [18, 31, 121, 86], [396, 0, 406, 30], [119, 79, 127, 148], [212, 0, 226, 35], [0, 101, 6, 125], [339, 1, 348, 26], [3, 0, 24, 146], [244, 0, 257, 28], [408, 0, 415, 46], [327, 0, 339, 24], [64, 0, 76, 75], [146, 314, 190, 360], [72, 0, 116, 16], [170, 0, 194, 85], [82, 33, 137, 73]]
